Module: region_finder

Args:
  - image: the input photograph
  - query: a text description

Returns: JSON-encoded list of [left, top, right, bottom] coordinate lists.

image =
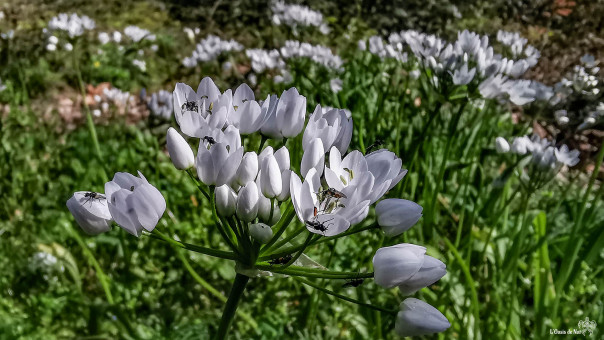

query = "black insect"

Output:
[[342, 278, 365, 288], [269, 254, 293, 265], [202, 136, 217, 145], [82, 192, 106, 205], [181, 94, 199, 113], [305, 218, 333, 235], [366, 139, 385, 153]]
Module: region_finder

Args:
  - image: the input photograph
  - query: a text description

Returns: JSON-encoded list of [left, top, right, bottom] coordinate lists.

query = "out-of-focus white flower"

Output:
[[48, 35, 59, 44], [46, 44, 57, 52], [132, 59, 146, 72], [554, 145, 580, 167], [182, 35, 242, 67], [375, 199, 423, 237], [280, 41, 343, 71], [47, 13, 95, 38], [104, 171, 166, 237], [395, 298, 451, 337], [329, 78, 343, 93], [271, 1, 329, 33], [495, 137, 510, 153], [166, 127, 195, 170], [246, 49, 285, 73], [124, 25, 155, 42], [112, 31, 122, 43], [147, 90, 173, 120], [98, 32, 110, 44], [66, 191, 113, 235], [451, 63, 476, 85]]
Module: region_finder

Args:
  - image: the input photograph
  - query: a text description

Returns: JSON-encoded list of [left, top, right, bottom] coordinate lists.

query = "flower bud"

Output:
[[373, 244, 426, 288], [274, 146, 290, 171], [300, 138, 324, 178], [395, 298, 450, 337], [257, 194, 281, 225], [375, 199, 423, 237], [104, 171, 166, 237], [236, 152, 259, 186], [495, 137, 510, 153], [259, 154, 282, 198], [166, 127, 195, 170], [276, 169, 292, 201], [398, 256, 446, 295], [236, 181, 259, 222], [66, 192, 113, 235], [215, 184, 237, 216], [249, 223, 273, 244]]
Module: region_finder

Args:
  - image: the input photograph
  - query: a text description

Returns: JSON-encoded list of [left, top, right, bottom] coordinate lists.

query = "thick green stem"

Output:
[[257, 264, 374, 279], [214, 273, 250, 340]]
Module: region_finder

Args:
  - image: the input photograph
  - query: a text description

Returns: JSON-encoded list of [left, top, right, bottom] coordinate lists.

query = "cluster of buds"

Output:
[[68, 77, 450, 337]]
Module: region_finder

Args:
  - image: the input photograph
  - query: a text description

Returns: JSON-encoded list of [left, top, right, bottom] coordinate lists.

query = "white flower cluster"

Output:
[[496, 30, 540, 66], [45, 35, 73, 52], [271, 1, 330, 34], [246, 49, 286, 73], [89, 87, 136, 117], [280, 40, 343, 71], [182, 35, 243, 68], [124, 25, 156, 42], [69, 76, 450, 337], [361, 29, 544, 105], [97, 31, 123, 45], [47, 13, 95, 38], [183, 27, 202, 42], [358, 36, 408, 63], [496, 135, 580, 170], [546, 55, 602, 130], [145, 90, 173, 120]]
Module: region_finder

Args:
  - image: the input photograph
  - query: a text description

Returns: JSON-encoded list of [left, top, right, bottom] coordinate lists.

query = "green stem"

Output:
[[71, 227, 113, 304], [209, 186, 242, 255], [214, 273, 250, 340], [147, 230, 238, 260], [257, 265, 374, 279], [260, 203, 295, 253], [186, 169, 210, 201], [295, 278, 397, 314], [260, 223, 378, 261], [175, 249, 257, 329]]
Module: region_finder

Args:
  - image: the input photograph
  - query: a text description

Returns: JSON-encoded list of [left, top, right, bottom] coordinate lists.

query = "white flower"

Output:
[[260, 88, 307, 139], [300, 138, 325, 178], [46, 44, 57, 52], [271, 1, 329, 33], [104, 171, 166, 237], [451, 63, 476, 85], [166, 127, 195, 170], [215, 184, 237, 216], [227, 84, 269, 134], [195, 126, 244, 186], [48, 35, 59, 44], [554, 145, 580, 167], [375, 199, 423, 237], [246, 49, 285, 73], [66, 192, 113, 235], [330, 78, 343, 93], [303, 105, 353, 155], [236, 181, 260, 222], [495, 137, 510, 153], [249, 223, 273, 243], [124, 25, 155, 42], [510, 136, 530, 155], [172, 79, 226, 138], [147, 90, 173, 120], [257, 194, 281, 224], [183, 35, 242, 66], [98, 32, 110, 44], [395, 298, 451, 337], [373, 243, 424, 288]]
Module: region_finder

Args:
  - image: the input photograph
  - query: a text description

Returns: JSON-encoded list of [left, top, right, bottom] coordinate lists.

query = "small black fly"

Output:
[[268, 254, 293, 265], [366, 139, 385, 153], [342, 278, 365, 288], [82, 192, 106, 206], [202, 136, 217, 145]]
